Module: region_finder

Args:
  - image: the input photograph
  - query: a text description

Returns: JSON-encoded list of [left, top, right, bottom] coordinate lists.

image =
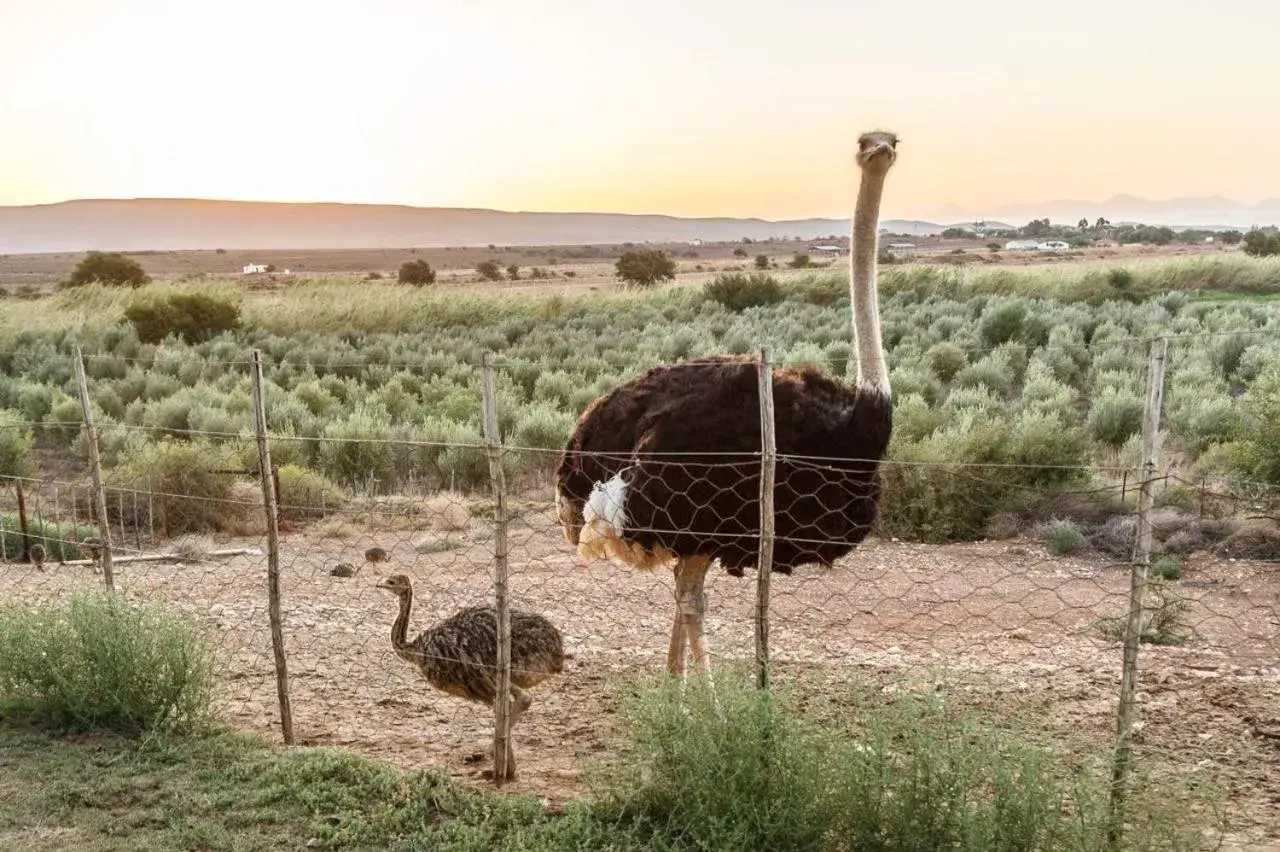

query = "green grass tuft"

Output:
[[0, 589, 219, 735]]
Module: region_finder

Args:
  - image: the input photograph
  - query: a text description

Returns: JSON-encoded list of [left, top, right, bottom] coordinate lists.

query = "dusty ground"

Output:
[[3, 506, 1279, 848]]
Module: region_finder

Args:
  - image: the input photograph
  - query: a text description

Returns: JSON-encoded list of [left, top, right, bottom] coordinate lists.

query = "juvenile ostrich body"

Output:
[[555, 131, 898, 675], [377, 574, 565, 778]]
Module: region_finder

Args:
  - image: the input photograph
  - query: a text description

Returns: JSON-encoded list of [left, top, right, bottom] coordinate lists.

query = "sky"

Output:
[[3, 0, 1279, 221]]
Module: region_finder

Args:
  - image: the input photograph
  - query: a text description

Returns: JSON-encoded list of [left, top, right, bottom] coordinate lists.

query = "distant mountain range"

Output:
[[0, 195, 1276, 254]]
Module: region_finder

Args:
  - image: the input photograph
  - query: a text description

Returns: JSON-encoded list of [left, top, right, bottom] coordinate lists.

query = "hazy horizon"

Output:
[[4, 0, 1279, 222]]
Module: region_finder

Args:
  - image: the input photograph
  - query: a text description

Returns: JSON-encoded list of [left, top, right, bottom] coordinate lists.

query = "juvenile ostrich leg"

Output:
[[556, 131, 899, 677]]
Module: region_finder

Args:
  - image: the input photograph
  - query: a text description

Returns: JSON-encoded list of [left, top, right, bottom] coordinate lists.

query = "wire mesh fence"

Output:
[[2, 340, 1279, 846]]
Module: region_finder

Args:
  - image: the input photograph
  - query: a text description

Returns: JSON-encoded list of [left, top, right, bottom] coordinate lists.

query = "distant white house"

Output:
[[1004, 239, 1040, 251], [243, 263, 268, 274], [687, 238, 704, 246], [1036, 240, 1070, 251], [809, 244, 844, 256], [887, 242, 918, 254]]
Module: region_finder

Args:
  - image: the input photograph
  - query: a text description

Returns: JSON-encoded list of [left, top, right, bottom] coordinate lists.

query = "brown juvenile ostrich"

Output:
[[555, 130, 899, 677], [78, 537, 105, 574], [330, 561, 358, 578], [376, 573, 565, 780], [28, 543, 47, 572], [364, 546, 390, 565]]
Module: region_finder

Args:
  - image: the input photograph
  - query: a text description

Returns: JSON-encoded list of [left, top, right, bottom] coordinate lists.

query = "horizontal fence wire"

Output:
[[1, 339, 1279, 846]]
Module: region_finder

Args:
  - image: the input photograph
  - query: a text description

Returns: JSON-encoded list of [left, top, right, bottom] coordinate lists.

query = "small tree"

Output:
[[754, 254, 770, 270], [507, 263, 520, 281], [1243, 229, 1280, 258], [398, 259, 437, 286], [477, 260, 503, 281], [615, 249, 676, 288], [65, 251, 149, 288], [124, 293, 242, 345], [732, 248, 748, 258], [789, 252, 811, 269]]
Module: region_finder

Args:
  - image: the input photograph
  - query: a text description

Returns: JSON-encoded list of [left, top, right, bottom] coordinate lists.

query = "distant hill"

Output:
[[3, 195, 1274, 254], [0, 199, 870, 254]]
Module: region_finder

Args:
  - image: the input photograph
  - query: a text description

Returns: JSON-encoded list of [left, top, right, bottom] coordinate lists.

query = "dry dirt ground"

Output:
[[4, 506, 1280, 848]]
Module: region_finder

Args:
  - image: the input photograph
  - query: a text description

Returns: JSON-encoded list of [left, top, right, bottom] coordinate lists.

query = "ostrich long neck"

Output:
[[390, 588, 420, 664], [850, 168, 890, 398]]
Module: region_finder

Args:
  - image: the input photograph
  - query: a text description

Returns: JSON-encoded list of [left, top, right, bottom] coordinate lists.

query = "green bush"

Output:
[[0, 588, 217, 734], [615, 249, 676, 288], [64, 251, 150, 288], [125, 292, 242, 344], [111, 439, 239, 535], [702, 272, 783, 312], [0, 409, 35, 478], [397, 259, 437, 286], [317, 409, 396, 490], [926, 341, 967, 382], [275, 464, 346, 519], [1087, 387, 1144, 448], [1227, 361, 1280, 484], [1044, 519, 1086, 555]]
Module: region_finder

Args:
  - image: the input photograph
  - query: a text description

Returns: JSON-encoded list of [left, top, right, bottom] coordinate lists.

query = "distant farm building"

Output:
[[887, 243, 918, 255], [1036, 241, 1070, 251], [243, 263, 268, 274], [1004, 239, 1040, 251], [809, 244, 844, 256]]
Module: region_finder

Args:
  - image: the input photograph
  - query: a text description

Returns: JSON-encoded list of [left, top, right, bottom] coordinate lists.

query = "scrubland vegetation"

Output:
[[1, 254, 1278, 544], [0, 590, 1208, 849]]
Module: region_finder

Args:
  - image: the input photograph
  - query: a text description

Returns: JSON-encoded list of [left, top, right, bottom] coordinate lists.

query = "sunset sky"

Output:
[[3, 0, 1278, 220]]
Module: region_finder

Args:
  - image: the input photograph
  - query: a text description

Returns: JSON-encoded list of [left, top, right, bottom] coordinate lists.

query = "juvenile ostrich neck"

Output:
[[391, 590, 417, 662], [851, 169, 890, 396]]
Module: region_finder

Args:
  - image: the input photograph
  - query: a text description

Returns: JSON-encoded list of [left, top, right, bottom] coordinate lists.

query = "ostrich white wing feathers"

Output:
[[585, 474, 628, 535]]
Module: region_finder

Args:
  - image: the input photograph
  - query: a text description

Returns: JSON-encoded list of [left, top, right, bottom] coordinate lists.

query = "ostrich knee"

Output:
[[679, 584, 711, 676]]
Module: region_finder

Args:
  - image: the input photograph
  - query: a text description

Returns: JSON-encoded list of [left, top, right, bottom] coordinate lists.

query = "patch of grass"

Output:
[[585, 670, 1207, 851], [1096, 578, 1193, 647], [0, 589, 218, 735], [0, 671, 1216, 851], [1043, 519, 1087, 555], [1149, 554, 1182, 581]]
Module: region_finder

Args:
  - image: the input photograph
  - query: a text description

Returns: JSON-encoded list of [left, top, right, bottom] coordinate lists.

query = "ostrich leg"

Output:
[[493, 686, 533, 782], [671, 556, 712, 677]]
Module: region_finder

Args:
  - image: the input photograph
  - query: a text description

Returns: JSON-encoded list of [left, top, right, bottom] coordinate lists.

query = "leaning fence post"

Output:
[[480, 353, 513, 783], [755, 349, 778, 690], [251, 349, 295, 746], [1106, 336, 1167, 848], [74, 345, 115, 589]]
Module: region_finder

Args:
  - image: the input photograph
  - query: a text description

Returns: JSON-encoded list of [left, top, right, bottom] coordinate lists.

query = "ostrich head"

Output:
[[855, 131, 898, 174], [377, 573, 413, 595], [850, 129, 898, 398]]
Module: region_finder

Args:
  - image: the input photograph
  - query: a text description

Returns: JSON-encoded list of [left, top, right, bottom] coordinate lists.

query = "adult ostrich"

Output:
[[554, 130, 898, 676]]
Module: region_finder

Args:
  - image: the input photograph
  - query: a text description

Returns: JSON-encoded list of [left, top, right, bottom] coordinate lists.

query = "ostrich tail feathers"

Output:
[[578, 474, 628, 559]]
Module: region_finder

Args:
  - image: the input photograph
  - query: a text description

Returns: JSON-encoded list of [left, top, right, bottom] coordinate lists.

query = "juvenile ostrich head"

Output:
[[377, 573, 412, 595]]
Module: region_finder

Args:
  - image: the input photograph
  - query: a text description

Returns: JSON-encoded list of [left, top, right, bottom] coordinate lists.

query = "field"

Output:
[[2, 252, 1280, 848]]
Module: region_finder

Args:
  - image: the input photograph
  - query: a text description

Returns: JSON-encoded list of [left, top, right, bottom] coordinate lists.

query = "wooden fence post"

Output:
[[755, 350, 778, 690], [74, 346, 115, 589], [251, 349, 295, 746], [480, 353, 514, 783], [1106, 337, 1167, 848], [15, 480, 31, 564]]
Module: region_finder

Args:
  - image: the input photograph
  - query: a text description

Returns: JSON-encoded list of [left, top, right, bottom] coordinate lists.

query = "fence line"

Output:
[[2, 341, 1280, 847]]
